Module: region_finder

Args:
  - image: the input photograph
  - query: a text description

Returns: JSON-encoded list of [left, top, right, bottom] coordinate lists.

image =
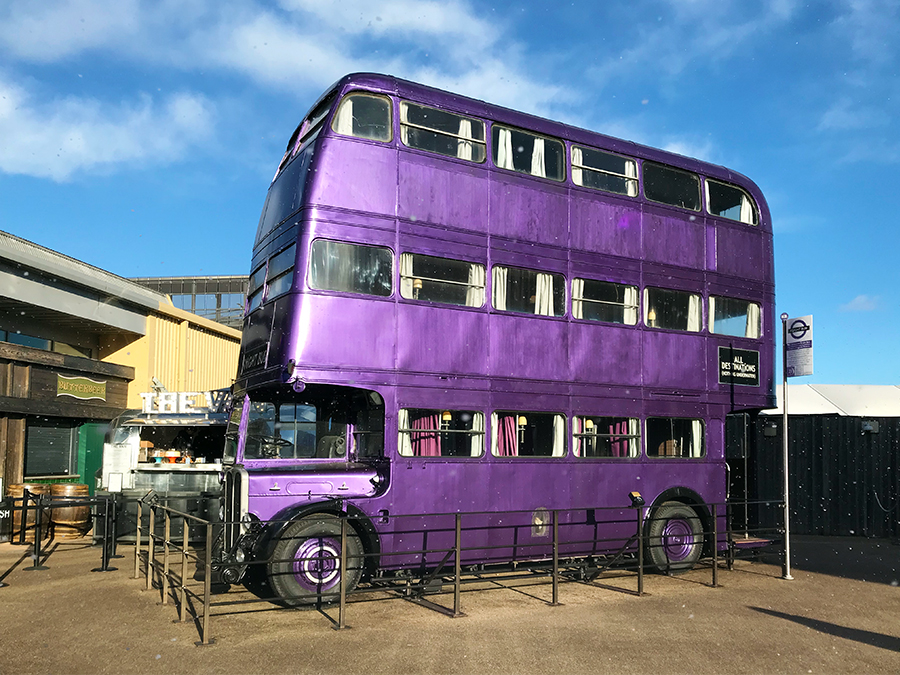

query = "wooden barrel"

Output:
[[50, 483, 92, 538], [6, 483, 51, 543]]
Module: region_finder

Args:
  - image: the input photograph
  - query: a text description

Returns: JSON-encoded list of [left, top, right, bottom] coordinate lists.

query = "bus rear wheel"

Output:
[[646, 502, 703, 574], [268, 515, 363, 607]]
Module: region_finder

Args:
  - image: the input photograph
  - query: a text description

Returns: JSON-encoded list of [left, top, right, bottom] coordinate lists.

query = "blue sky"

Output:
[[0, 0, 897, 385]]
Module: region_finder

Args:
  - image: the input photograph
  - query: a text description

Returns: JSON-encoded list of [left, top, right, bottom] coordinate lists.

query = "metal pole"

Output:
[[162, 509, 171, 605], [781, 313, 793, 580], [146, 504, 155, 591], [109, 493, 122, 559], [179, 516, 188, 623], [550, 510, 560, 606], [453, 513, 464, 617], [26, 492, 49, 571], [336, 516, 348, 630], [636, 507, 644, 597], [195, 519, 214, 646], [711, 503, 719, 588], [133, 500, 142, 580]]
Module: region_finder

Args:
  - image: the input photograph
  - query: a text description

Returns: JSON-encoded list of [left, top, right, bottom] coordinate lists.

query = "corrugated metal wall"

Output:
[[147, 315, 239, 394], [751, 416, 900, 538]]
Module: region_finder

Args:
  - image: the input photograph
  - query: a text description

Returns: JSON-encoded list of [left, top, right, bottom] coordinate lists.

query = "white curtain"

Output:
[[691, 420, 703, 457], [335, 98, 354, 136], [746, 302, 761, 338], [572, 278, 584, 319], [399, 253, 414, 299], [457, 119, 473, 161], [708, 296, 717, 333], [628, 419, 640, 458], [399, 103, 410, 145], [398, 409, 412, 457], [497, 128, 514, 170], [466, 263, 486, 307], [572, 417, 584, 457], [687, 294, 701, 332], [625, 160, 639, 197], [531, 137, 546, 178], [552, 415, 566, 457], [535, 273, 555, 316], [571, 147, 583, 186], [492, 267, 508, 311], [624, 286, 638, 325], [740, 194, 754, 224], [470, 413, 484, 457]]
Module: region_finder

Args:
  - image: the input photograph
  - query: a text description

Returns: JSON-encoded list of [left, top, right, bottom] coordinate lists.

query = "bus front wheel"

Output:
[[268, 515, 363, 607], [646, 502, 703, 574]]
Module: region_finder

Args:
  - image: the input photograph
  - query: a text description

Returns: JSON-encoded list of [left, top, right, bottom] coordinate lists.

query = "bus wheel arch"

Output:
[[645, 489, 709, 574]]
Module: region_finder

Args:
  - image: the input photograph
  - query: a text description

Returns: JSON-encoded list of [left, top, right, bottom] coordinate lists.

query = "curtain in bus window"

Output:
[[466, 264, 486, 307], [399, 253, 414, 299], [740, 194, 754, 224], [626, 161, 638, 197], [609, 419, 627, 457], [571, 278, 584, 320], [746, 302, 760, 338], [470, 412, 484, 457], [458, 119, 473, 161], [571, 147, 583, 186], [687, 294, 701, 332], [398, 409, 412, 456], [491, 267, 508, 311], [492, 413, 518, 457], [552, 415, 566, 457], [691, 420, 703, 457], [334, 98, 353, 136], [572, 417, 584, 457], [496, 128, 514, 170], [624, 286, 638, 325], [531, 137, 546, 178], [411, 412, 441, 457], [535, 273, 555, 316]]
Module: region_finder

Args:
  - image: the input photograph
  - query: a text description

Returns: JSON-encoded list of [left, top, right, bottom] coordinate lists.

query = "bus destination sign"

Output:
[[718, 347, 760, 387]]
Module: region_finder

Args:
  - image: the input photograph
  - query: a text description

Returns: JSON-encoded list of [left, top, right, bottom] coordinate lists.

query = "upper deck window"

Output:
[[492, 265, 565, 317], [332, 92, 392, 142], [706, 179, 758, 225], [492, 124, 565, 181], [400, 102, 486, 163], [709, 296, 761, 338], [571, 146, 638, 197], [491, 411, 566, 457], [400, 253, 485, 307], [398, 409, 484, 458], [643, 162, 701, 211], [246, 244, 296, 313], [309, 239, 393, 297], [644, 287, 701, 332], [573, 416, 640, 458], [273, 91, 337, 181], [572, 278, 638, 325]]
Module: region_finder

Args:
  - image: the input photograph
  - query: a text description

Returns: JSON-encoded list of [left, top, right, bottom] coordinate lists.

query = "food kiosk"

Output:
[[97, 389, 230, 541]]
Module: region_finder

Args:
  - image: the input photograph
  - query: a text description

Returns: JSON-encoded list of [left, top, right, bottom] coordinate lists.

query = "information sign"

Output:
[[785, 314, 813, 378]]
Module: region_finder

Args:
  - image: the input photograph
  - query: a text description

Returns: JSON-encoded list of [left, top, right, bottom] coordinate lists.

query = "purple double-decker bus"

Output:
[[219, 73, 775, 604]]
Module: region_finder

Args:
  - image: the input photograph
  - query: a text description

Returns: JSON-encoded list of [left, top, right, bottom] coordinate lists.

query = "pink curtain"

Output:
[[610, 420, 628, 457], [411, 413, 441, 457], [497, 415, 518, 457]]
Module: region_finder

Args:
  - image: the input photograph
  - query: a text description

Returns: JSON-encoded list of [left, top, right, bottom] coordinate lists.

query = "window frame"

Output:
[[491, 264, 566, 317], [643, 286, 703, 333], [571, 145, 639, 197], [491, 411, 568, 458], [331, 91, 393, 143], [572, 416, 641, 459], [645, 417, 706, 459], [398, 409, 485, 458], [307, 238, 394, 298], [572, 277, 639, 325], [642, 161, 702, 212], [491, 123, 566, 182], [399, 101, 487, 164], [705, 178, 759, 226], [399, 252, 486, 308], [709, 295, 762, 339]]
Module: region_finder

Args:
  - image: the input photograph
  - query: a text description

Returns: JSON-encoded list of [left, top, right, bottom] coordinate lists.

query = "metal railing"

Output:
[[136, 498, 785, 645]]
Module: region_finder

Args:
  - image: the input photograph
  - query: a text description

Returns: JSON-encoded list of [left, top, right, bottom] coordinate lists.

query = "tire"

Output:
[[646, 502, 703, 574], [267, 515, 363, 607]]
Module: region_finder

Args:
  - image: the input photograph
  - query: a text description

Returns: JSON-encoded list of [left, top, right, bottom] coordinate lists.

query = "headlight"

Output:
[[234, 548, 246, 563]]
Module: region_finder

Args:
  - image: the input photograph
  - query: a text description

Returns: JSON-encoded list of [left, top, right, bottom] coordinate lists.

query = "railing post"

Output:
[[17, 491, 26, 545], [109, 493, 122, 559], [550, 510, 561, 606], [711, 503, 719, 588], [452, 513, 464, 617], [161, 508, 171, 605], [636, 507, 644, 597], [336, 515, 348, 630], [179, 515, 189, 623], [133, 500, 142, 580], [25, 491, 49, 572], [146, 504, 155, 591], [195, 519, 215, 646]]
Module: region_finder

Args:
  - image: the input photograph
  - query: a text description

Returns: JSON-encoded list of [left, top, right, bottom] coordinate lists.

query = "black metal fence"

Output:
[[135, 498, 785, 646]]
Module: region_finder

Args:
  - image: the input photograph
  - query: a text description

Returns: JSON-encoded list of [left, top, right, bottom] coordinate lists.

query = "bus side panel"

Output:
[[489, 175, 569, 247], [397, 305, 488, 375], [642, 209, 706, 270], [292, 294, 396, 371], [309, 138, 397, 217], [569, 323, 642, 386], [642, 331, 707, 390], [489, 315, 568, 382], [570, 196, 642, 259], [398, 154, 489, 232], [716, 225, 767, 282]]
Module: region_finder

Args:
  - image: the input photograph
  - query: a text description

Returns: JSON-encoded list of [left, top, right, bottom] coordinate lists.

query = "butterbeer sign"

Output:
[[718, 347, 760, 387], [57, 374, 108, 401]]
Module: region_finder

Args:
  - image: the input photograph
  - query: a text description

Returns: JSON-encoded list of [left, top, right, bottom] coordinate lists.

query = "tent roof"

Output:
[[763, 384, 900, 417]]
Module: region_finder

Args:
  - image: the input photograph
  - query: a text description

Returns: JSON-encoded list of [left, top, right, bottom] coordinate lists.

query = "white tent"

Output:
[[764, 384, 900, 416]]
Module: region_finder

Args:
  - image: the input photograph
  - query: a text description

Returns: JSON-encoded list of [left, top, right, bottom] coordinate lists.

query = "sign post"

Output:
[[780, 314, 813, 581]]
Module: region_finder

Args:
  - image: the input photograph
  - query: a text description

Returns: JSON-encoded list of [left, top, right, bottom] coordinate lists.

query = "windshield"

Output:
[[223, 397, 243, 464]]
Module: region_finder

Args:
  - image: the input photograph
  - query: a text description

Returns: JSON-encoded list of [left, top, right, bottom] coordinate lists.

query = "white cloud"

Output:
[[818, 97, 891, 132], [0, 77, 214, 181], [839, 294, 879, 312]]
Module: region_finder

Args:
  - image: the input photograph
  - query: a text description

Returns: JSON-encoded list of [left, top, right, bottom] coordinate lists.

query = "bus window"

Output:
[[571, 146, 638, 197], [710, 296, 761, 338], [492, 265, 565, 317], [706, 179, 758, 225], [400, 102, 486, 163], [492, 124, 565, 181], [573, 417, 639, 458], [491, 412, 566, 457], [332, 93, 392, 142], [644, 287, 702, 332], [643, 162, 701, 211], [245, 402, 347, 460], [398, 409, 484, 457], [400, 253, 485, 307], [572, 278, 638, 325], [646, 418, 705, 458], [308, 239, 393, 297]]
